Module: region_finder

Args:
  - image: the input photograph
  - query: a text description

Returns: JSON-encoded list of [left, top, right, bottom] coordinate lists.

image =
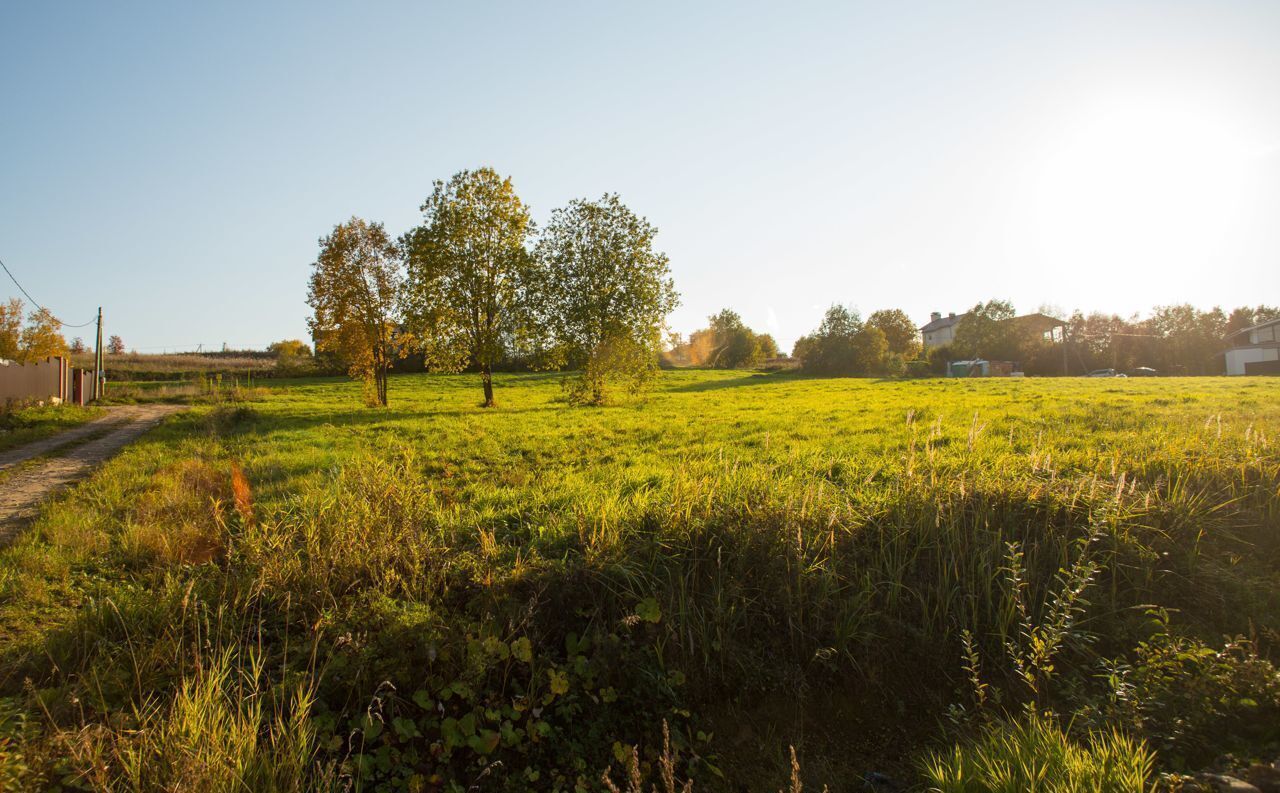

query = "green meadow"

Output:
[[2, 371, 1278, 791]]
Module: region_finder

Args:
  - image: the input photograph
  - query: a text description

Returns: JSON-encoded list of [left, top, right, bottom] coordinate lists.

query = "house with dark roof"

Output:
[[921, 311, 965, 349], [921, 311, 1067, 351], [1226, 317, 1280, 375]]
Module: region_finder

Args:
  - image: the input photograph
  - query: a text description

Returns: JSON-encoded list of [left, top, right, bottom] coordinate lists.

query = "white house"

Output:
[[1225, 318, 1280, 375], [921, 312, 965, 349]]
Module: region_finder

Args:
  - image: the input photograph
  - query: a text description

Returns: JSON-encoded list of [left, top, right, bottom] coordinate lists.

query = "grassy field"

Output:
[[70, 352, 278, 382], [1, 371, 1278, 791]]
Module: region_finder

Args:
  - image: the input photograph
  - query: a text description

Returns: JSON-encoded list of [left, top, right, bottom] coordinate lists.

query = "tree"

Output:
[[107, 335, 125, 355], [1066, 311, 1150, 373], [926, 343, 955, 375], [867, 309, 922, 359], [306, 217, 405, 406], [799, 305, 860, 374], [756, 333, 779, 359], [810, 305, 862, 374], [69, 337, 86, 354], [700, 309, 765, 368], [791, 334, 817, 363], [1226, 305, 1280, 335], [0, 298, 22, 360], [269, 339, 315, 375], [401, 168, 535, 407], [794, 305, 892, 376], [667, 326, 718, 367], [1149, 304, 1227, 375], [531, 194, 679, 404], [269, 339, 312, 358], [851, 325, 889, 374], [19, 307, 67, 362], [952, 300, 1018, 360]]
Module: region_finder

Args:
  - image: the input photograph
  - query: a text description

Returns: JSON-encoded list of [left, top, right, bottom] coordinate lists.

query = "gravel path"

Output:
[[0, 404, 185, 545]]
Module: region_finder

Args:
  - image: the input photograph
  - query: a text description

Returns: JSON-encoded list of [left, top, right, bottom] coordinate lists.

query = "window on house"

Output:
[[1258, 326, 1275, 343]]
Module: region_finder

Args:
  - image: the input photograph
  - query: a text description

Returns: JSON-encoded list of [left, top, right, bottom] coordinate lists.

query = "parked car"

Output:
[[1128, 367, 1159, 377], [1087, 368, 1127, 377]]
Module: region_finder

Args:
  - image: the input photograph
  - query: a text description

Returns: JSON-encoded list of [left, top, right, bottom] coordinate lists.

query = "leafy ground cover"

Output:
[[0, 371, 1277, 791]]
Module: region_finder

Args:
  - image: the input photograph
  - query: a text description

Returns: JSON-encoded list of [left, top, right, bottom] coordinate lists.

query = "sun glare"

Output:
[[1028, 96, 1260, 270]]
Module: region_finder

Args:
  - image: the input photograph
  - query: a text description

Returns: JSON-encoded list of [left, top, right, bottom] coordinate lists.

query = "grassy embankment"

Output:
[[0, 403, 102, 454], [0, 371, 1277, 791]]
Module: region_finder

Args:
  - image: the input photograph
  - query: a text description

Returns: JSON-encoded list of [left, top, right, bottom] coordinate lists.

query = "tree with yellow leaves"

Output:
[[0, 298, 22, 360], [306, 217, 406, 406], [18, 306, 67, 362]]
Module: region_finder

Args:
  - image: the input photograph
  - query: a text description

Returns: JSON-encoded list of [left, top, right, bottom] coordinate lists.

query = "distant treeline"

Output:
[[665, 300, 1277, 377], [921, 301, 1277, 376], [1060, 303, 1276, 375], [255, 301, 1280, 383]]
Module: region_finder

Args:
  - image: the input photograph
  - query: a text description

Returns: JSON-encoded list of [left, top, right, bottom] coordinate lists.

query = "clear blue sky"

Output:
[[3, 2, 1278, 353]]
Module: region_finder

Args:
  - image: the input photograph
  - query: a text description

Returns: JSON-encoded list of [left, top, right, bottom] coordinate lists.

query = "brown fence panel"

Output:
[[0, 356, 69, 405]]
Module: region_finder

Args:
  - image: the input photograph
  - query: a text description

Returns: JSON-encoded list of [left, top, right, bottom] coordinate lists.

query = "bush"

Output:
[[1081, 611, 1280, 769], [926, 343, 954, 375], [904, 360, 931, 378]]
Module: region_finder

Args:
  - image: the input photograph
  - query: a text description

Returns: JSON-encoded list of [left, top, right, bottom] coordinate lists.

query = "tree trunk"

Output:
[[481, 363, 495, 407]]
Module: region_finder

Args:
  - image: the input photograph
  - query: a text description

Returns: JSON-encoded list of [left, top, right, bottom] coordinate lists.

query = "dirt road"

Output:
[[0, 404, 185, 544]]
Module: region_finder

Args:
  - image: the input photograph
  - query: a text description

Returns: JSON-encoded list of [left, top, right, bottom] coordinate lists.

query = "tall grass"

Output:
[[921, 713, 1155, 793], [66, 648, 324, 792]]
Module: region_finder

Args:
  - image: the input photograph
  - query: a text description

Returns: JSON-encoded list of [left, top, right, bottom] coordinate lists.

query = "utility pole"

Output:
[[93, 307, 103, 400]]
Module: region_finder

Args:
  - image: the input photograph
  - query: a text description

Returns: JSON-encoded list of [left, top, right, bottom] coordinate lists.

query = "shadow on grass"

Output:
[[669, 372, 803, 392]]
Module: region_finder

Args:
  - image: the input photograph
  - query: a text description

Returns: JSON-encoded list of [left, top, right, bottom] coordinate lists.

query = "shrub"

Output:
[[904, 359, 931, 378], [1081, 611, 1280, 769]]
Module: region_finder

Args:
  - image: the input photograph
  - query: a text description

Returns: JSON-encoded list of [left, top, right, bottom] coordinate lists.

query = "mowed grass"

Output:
[[0, 371, 1278, 791]]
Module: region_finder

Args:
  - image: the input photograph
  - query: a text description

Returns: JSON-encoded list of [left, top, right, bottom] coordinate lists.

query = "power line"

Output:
[[0, 256, 44, 307], [0, 255, 96, 327]]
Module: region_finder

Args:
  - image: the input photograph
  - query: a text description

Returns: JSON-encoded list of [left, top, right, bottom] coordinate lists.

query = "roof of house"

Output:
[[1012, 312, 1068, 333], [920, 311, 1066, 334], [920, 313, 966, 333], [1227, 316, 1280, 340]]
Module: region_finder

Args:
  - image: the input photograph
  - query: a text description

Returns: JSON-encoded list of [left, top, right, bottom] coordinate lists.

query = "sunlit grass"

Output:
[[0, 371, 1276, 789]]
